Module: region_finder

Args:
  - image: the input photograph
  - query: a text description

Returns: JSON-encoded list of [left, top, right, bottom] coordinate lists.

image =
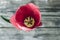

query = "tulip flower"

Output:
[[10, 3, 42, 31]]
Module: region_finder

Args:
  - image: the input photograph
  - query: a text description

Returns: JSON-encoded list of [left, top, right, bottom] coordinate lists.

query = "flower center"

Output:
[[24, 16, 35, 28]]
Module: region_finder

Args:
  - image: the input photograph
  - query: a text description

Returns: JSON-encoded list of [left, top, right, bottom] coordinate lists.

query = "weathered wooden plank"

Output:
[[0, 28, 59, 40], [0, 0, 60, 40], [0, 14, 60, 27], [1, 12, 60, 16], [0, 12, 60, 27], [48, 0, 60, 6]]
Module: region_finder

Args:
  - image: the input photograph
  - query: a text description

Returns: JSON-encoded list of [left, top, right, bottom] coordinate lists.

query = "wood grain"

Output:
[[0, 0, 60, 40]]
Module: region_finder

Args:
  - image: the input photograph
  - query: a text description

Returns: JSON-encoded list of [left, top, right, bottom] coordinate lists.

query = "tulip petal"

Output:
[[10, 15, 22, 30], [10, 14, 34, 31], [10, 3, 42, 31]]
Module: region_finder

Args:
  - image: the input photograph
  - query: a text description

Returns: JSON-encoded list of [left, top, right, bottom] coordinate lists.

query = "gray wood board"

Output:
[[0, 28, 59, 40], [0, 0, 60, 40]]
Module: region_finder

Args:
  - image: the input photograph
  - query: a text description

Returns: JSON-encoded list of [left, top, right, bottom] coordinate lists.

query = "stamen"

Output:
[[24, 16, 35, 28]]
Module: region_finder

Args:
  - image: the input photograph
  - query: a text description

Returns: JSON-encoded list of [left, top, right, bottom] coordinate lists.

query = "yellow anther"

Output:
[[24, 16, 35, 28]]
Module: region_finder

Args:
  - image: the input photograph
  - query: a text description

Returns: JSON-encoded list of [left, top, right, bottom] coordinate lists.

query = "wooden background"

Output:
[[0, 0, 60, 40]]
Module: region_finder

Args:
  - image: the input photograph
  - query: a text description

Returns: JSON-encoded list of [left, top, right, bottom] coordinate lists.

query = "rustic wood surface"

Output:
[[0, 0, 60, 40]]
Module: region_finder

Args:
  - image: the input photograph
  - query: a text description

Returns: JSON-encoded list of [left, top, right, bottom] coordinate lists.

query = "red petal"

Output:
[[10, 14, 21, 30], [10, 14, 33, 31], [10, 3, 42, 31], [15, 3, 42, 28]]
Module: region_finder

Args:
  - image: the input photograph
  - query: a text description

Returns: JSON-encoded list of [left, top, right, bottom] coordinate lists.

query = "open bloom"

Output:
[[10, 3, 42, 31]]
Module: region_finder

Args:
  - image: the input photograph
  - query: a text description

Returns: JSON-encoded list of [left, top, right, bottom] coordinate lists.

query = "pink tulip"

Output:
[[10, 3, 42, 31]]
